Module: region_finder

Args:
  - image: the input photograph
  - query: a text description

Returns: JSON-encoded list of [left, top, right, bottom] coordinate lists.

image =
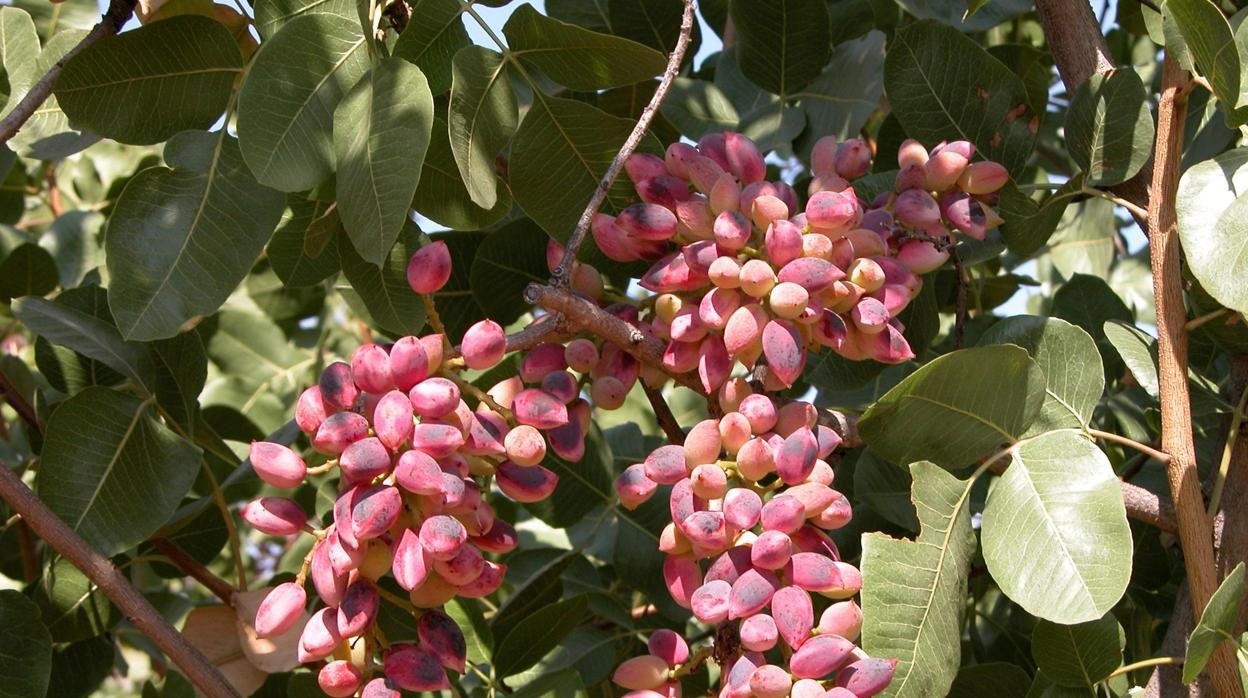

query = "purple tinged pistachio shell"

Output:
[[319, 660, 362, 698], [351, 343, 394, 394], [835, 657, 899, 696], [788, 633, 856, 679], [647, 629, 689, 667], [790, 679, 829, 698], [811, 135, 840, 178], [373, 390, 414, 450], [791, 524, 841, 559], [313, 411, 370, 456], [410, 423, 465, 459], [547, 398, 590, 462], [241, 497, 307, 536], [670, 305, 707, 343], [687, 152, 727, 193], [295, 385, 331, 434], [807, 458, 835, 486], [496, 460, 559, 503], [254, 582, 306, 638], [761, 319, 805, 388], [645, 444, 691, 485], [699, 287, 740, 331], [462, 411, 507, 456], [326, 529, 365, 575], [360, 678, 401, 698], [339, 436, 392, 484], [819, 600, 864, 641], [408, 377, 460, 418], [815, 424, 842, 459], [461, 320, 506, 370], [617, 464, 659, 510], [751, 530, 793, 570], [418, 609, 467, 673], [392, 449, 442, 495], [540, 370, 579, 403], [958, 160, 1008, 195], [719, 412, 752, 453], [739, 613, 779, 652], [704, 545, 753, 586], [812, 491, 854, 530], [736, 436, 776, 481], [683, 239, 720, 276], [789, 552, 861, 596], [661, 338, 700, 374], [336, 580, 380, 637], [760, 495, 807, 534], [728, 568, 780, 619], [698, 335, 731, 393], [681, 510, 728, 550], [866, 321, 916, 365], [721, 653, 765, 698], [638, 252, 706, 293], [407, 240, 453, 294], [668, 478, 700, 525], [520, 342, 568, 382], [311, 539, 347, 605], [771, 586, 814, 650], [625, 152, 668, 184], [318, 361, 359, 411], [618, 202, 679, 241], [785, 482, 837, 517], [698, 132, 730, 168], [419, 515, 467, 561], [690, 579, 732, 623], [738, 394, 778, 435], [351, 485, 402, 540], [512, 388, 570, 429], [472, 518, 519, 554], [298, 607, 341, 663], [564, 338, 599, 373], [805, 189, 861, 235], [637, 175, 693, 210], [689, 463, 728, 500], [389, 336, 430, 391], [249, 442, 307, 488], [722, 488, 763, 530], [748, 664, 792, 698], [384, 645, 452, 691], [457, 560, 506, 598], [750, 194, 790, 230], [662, 554, 702, 609], [778, 257, 843, 292], [504, 423, 547, 466], [775, 428, 819, 485], [392, 529, 430, 591], [765, 219, 804, 267], [713, 210, 752, 251], [835, 138, 872, 179], [723, 131, 765, 183], [684, 418, 722, 467], [433, 543, 485, 585]]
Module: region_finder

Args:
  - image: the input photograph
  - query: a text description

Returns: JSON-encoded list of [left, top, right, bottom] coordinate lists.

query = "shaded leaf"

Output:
[[0, 243, 58, 302], [1184, 562, 1246, 683], [895, 0, 1031, 32], [0, 590, 52, 698], [492, 596, 587, 678], [1047, 199, 1116, 281], [337, 225, 428, 338], [949, 663, 1032, 697], [729, 0, 830, 96], [468, 218, 548, 326], [413, 111, 513, 231], [391, 0, 472, 94], [335, 57, 433, 264], [266, 197, 342, 287], [36, 388, 202, 556], [237, 12, 371, 191], [1031, 613, 1125, 687], [982, 431, 1133, 624], [35, 556, 121, 642], [13, 293, 157, 390], [523, 424, 615, 529], [55, 15, 242, 145], [504, 5, 667, 91], [1064, 69, 1154, 186], [792, 31, 886, 154], [449, 46, 518, 209], [854, 449, 919, 532], [106, 131, 285, 340], [660, 78, 739, 138], [253, 0, 355, 38]]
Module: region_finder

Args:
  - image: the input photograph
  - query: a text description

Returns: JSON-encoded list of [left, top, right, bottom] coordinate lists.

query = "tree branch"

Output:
[[0, 466, 238, 697], [550, 0, 696, 286], [0, 0, 138, 145], [150, 538, 237, 605], [1146, 54, 1241, 696], [642, 382, 685, 444]]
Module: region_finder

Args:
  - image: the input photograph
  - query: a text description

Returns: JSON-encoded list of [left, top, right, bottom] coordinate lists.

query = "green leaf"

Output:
[[1051, 273, 1133, 372], [491, 552, 575, 647], [1031, 613, 1125, 687], [267, 197, 342, 287], [335, 57, 433, 265], [977, 316, 1104, 433], [35, 556, 121, 642], [503, 4, 667, 90], [981, 431, 1133, 624], [413, 110, 513, 231], [13, 294, 157, 390], [47, 635, 115, 698], [427, 232, 487, 341], [1047, 199, 1116, 281], [1064, 69, 1154, 186], [883, 20, 1038, 174], [1177, 147, 1248, 315], [468, 218, 548, 326], [6, 29, 98, 159], [509, 96, 660, 264], [1184, 562, 1247, 682], [0, 243, 58, 302], [609, 0, 692, 55], [449, 46, 518, 210], [0, 8, 41, 109], [862, 462, 977, 698], [391, 0, 472, 94], [106, 131, 285, 341], [150, 330, 209, 430], [659, 77, 739, 138], [1103, 320, 1159, 397], [510, 668, 584, 698], [998, 177, 1083, 257], [253, 0, 355, 38], [1165, 0, 1248, 124], [492, 595, 587, 678], [37, 210, 105, 288], [897, 0, 1031, 31], [949, 663, 1032, 697], [336, 225, 428, 338], [36, 388, 202, 556], [854, 449, 919, 532], [237, 12, 371, 191], [446, 598, 492, 667], [0, 590, 52, 698], [729, 0, 830, 96], [858, 345, 1045, 469], [523, 424, 615, 529], [791, 31, 885, 153], [54, 16, 242, 145]]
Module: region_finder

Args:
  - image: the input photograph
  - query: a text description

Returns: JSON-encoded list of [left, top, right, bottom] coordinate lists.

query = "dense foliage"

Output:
[[0, 0, 1247, 696]]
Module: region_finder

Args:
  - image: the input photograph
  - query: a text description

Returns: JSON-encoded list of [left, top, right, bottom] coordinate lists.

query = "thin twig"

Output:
[[1087, 428, 1171, 464], [1209, 379, 1248, 517], [550, 0, 696, 286], [0, 465, 238, 697], [150, 538, 236, 604], [1147, 54, 1241, 696], [642, 382, 684, 444], [0, 0, 138, 144], [1109, 656, 1183, 679], [952, 249, 968, 349]]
